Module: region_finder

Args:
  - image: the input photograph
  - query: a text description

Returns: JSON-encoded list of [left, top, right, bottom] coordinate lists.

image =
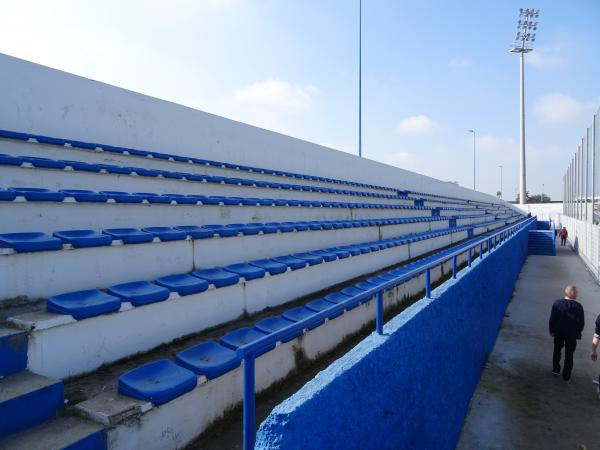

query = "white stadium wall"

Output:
[[0, 53, 508, 206]]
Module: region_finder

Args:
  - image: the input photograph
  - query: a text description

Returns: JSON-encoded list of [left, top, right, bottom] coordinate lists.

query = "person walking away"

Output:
[[559, 227, 568, 246], [590, 312, 600, 398], [549, 285, 584, 381]]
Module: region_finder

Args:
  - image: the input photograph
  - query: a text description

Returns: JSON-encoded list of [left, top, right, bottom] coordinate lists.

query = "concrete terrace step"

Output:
[[0, 217, 455, 302], [0, 328, 27, 377], [7, 227, 471, 379], [0, 371, 64, 439], [61, 221, 524, 450], [0, 414, 105, 450]]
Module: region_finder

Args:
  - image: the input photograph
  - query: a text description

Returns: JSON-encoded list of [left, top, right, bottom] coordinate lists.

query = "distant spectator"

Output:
[[549, 285, 584, 381], [590, 312, 600, 398], [559, 227, 568, 246]]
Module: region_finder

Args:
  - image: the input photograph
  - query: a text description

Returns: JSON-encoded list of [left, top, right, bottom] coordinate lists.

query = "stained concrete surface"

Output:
[[457, 245, 600, 450]]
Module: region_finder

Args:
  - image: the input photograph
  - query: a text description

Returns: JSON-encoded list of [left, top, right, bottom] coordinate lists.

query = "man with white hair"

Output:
[[549, 285, 585, 382]]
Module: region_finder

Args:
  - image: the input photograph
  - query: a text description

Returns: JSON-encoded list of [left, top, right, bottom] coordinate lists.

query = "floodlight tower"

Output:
[[511, 8, 540, 205]]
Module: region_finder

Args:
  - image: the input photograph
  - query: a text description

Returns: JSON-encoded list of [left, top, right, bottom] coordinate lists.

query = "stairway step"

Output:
[[0, 371, 63, 439], [0, 414, 105, 450], [0, 328, 27, 377]]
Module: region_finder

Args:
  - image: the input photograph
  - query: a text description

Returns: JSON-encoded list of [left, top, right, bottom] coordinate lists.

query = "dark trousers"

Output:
[[560, 237, 567, 246], [553, 336, 577, 380]]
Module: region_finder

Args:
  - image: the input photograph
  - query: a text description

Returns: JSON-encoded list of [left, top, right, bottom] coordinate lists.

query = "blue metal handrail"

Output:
[[236, 216, 534, 449]]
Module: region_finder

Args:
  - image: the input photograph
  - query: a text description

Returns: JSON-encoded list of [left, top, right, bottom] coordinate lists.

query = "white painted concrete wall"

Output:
[[0, 53, 510, 206], [516, 203, 563, 223], [561, 215, 600, 282]]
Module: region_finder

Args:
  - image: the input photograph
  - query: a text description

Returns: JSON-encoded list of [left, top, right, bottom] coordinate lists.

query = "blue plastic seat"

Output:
[[103, 228, 154, 244], [155, 274, 209, 296], [282, 307, 324, 330], [0, 189, 16, 201], [108, 281, 170, 306], [11, 187, 65, 201], [176, 341, 241, 379], [60, 189, 108, 202], [104, 166, 134, 175], [192, 268, 240, 287], [220, 327, 274, 357], [324, 248, 351, 259], [166, 194, 199, 205], [132, 167, 161, 177], [273, 256, 307, 270], [61, 160, 103, 172], [100, 191, 144, 203], [254, 316, 299, 343], [202, 224, 239, 237], [305, 299, 343, 319], [70, 140, 98, 150], [142, 227, 187, 241], [323, 292, 358, 310], [118, 359, 197, 406], [309, 250, 337, 262], [292, 252, 324, 266], [0, 232, 63, 253], [134, 192, 173, 204], [341, 286, 368, 300], [0, 153, 23, 165], [22, 156, 66, 169], [174, 226, 214, 239], [47, 289, 121, 320], [249, 259, 288, 275], [223, 263, 266, 281], [53, 230, 112, 248], [0, 130, 29, 140]]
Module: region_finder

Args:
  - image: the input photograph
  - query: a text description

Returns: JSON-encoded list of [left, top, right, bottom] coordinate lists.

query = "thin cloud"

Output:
[[448, 58, 473, 69], [533, 93, 598, 124], [526, 47, 566, 70], [396, 115, 440, 134], [235, 79, 318, 112]]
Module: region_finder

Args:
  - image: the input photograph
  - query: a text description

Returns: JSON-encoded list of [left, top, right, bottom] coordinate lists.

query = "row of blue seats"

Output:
[[45, 226, 471, 320], [0, 187, 486, 218], [0, 216, 453, 253], [0, 151, 398, 199], [0, 129, 397, 193], [0, 185, 432, 208], [117, 220, 522, 405]]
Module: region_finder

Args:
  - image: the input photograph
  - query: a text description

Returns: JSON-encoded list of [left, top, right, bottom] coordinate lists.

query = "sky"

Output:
[[0, 0, 599, 201]]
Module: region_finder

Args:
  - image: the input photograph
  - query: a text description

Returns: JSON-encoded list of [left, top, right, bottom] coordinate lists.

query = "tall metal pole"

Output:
[[473, 131, 476, 190], [499, 165, 503, 198], [358, 0, 362, 158], [467, 129, 476, 190], [511, 8, 539, 204], [519, 51, 526, 204]]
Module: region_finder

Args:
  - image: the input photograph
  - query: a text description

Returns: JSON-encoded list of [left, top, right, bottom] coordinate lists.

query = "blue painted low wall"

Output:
[[256, 222, 533, 450]]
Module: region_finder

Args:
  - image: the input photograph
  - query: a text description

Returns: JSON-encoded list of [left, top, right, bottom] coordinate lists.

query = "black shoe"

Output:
[[552, 370, 560, 376]]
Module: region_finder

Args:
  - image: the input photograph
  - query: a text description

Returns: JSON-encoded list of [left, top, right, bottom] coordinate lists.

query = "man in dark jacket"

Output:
[[549, 285, 585, 381], [590, 313, 600, 398]]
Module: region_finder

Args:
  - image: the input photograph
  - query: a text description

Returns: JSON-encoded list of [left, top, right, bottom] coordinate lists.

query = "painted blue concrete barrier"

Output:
[[255, 220, 533, 450]]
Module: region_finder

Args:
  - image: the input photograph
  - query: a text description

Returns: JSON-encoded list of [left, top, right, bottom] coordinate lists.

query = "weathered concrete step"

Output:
[[0, 328, 27, 377], [0, 371, 63, 439], [0, 414, 105, 450]]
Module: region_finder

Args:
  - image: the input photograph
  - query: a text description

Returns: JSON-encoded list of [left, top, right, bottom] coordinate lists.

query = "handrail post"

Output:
[[425, 268, 431, 298], [376, 290, 383, 334], [479, 242, 483, 259], [452, 255, 457, 278], [243, 353, 256, 450], [468, 248, 472, 267]]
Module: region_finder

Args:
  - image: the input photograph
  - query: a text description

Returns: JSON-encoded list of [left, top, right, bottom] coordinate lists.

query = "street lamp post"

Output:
[[499, 165, 503, 198], [358, 0, 362, 158], [510, 8, 540, 205], [467, 129, 476, 190]]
